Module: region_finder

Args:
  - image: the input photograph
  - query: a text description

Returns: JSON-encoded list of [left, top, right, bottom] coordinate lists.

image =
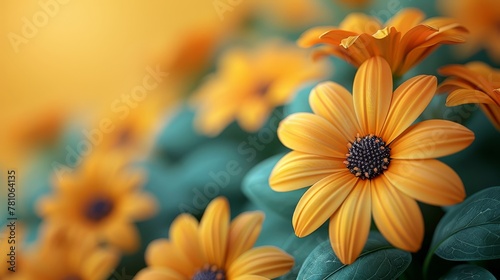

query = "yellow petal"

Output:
[[226, 211, 265, 266], [293, 171, 356, 237], [384, 159, 465, 206], [439, 65, 492, 94], [353, 56, 393, 135], [329, 180, 371, 264], [119, 193, 158, 220], [169, 214, 206, 268], [438, 78, 476, 93], [145, 239, 193, 277], [372, 176, 424, 252], [297, 26, 337, 47], [227, 246, 294, 279], [199, 197, 230, 268], [446, 89, 497, 106], [310, 81, 361, 141], [237, 96, 272, 132], [480, 104, 500, 130], [232, 276, 269, 280], [269, 151, 347, 192], [82, 248, 120, 280], [380, 75, 437, 143], [390, 120, 474, 159], [278, 113, 348, 158], [385, 8, 425, 34], [194, 103, 237, 137], [134, 268, 187, 280]]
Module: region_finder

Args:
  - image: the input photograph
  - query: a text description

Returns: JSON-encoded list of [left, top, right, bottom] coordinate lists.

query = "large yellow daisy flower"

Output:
[[439, 61, 500, 130], [36, 151, 157, 253], [298, 8, 467, 76], [269, 56, 474, 264], [190, 41, 330, 136], [135, 197, 294, 280]]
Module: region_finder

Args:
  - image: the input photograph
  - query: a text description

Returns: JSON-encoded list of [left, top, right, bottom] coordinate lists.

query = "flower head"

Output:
[[36, 151, 157, 253], [439, 0, 500, 61], [439, 61, 500, 129], [298, 8, 467, 76], [269, 56, 474, 264], [191, 40, 330, 136], [135, 197, 294, 280]]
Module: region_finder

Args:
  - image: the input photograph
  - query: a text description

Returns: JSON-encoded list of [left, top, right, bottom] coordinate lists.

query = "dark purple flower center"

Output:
[[85, 197, 114, 222], [344, 134, 391, 180]]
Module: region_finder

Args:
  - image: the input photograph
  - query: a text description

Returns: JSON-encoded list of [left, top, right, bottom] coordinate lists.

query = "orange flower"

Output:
[[439, 0, 500, 61], [298, 8, 467, 76], [269, 57, 474, 264], [190, 40, 330, 136], [135, 197, 294, 280], [12, 223, 120, 280], [439, 61, 500, 130], [36, 151, 157, 253]]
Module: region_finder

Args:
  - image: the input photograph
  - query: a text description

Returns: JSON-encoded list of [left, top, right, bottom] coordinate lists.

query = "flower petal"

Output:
[[145, 239, 193, 277], [278, 113, 348, 158], [310, 81, 361, 141], [353, 56, 393, 135], [329, 180, 371, 264], [269, 151, 346, 192], [227, 246, 294, 279], [134, 268, 187, 280], [380, 75, 437, 143], [293, 172, 356, 237], [384, 159, 465, 206], [297, 26, 337, 47], [439, 65, 493, 94], [372, 175, 424, 252], [226, 211, 265, 266], [169, 214, 206, 268], [390, 120, 474, 159], [385, 8, 425, 34], [199, 197, 230, 268], [446, 89, 497, 106]]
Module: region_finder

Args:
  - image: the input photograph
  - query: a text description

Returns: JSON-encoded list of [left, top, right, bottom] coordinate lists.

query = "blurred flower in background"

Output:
[[190, 40, 330, 136], [36, 151, 157, 253], [439, 62, 500, 130]]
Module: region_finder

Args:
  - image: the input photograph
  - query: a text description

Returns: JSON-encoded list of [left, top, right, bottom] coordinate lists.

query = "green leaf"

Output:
[[430, 186, 500, 261], [440, 264, 496, 280], [242, 153, 306, 219], [298, 231, 411, 279]]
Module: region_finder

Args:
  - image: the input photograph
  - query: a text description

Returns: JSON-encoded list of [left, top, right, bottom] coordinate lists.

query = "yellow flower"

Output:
[[298, 8, 467, 76], [14, 223, 119, 280], [36, 151, 157, 253], [190, 41, 330, 136], [439, 0, 500, 61], [135, 197, 294, 280], [438, 61, 500, 130], [269, 57, 474, 264]]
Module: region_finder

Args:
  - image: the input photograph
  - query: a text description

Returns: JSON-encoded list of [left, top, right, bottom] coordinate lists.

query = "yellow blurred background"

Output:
[[0, 0, 233, 166]]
